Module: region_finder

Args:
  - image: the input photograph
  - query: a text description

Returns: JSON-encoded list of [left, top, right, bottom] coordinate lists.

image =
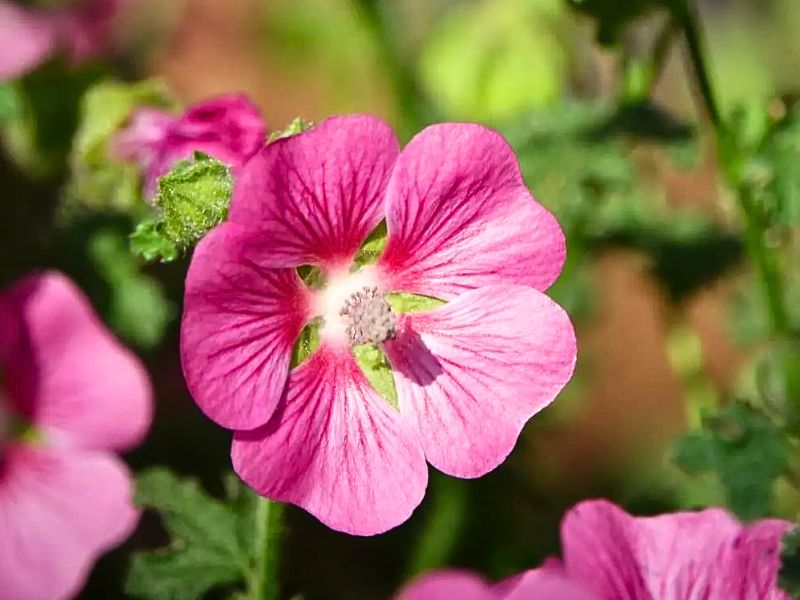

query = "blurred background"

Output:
[[3, 0, 800, 597]]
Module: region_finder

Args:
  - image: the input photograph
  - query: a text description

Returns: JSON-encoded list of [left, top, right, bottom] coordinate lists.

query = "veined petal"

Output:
[[228, 115, 399, 270], [561, 499, 743, 600], [377, 123, 565, 300], [714, 519, 792, 600], [384, 285, 575, 478], [0, 272, 152, 452], [231, 343, 427, 536], [0, 443, 139, 600], [0, 2, 56, 81], [181, 223, 311, 430], [503, 568, 600, 600], [395, 570, 498, 600]]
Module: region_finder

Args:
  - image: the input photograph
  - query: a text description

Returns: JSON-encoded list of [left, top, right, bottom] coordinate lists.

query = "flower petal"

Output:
[[377, 123, 565, 300], [0, 272, 152, 452], [561, 499, 744, 600], [231, 344, 427, 536], [181, 223, 311, 430], [395, 570, 497, 600], [384, 285, 575, 478], [715, 519, 792, 600], [0, 443, 139, 600], [0, 2, 55, 81], [503, 568, 601, 600], [228, 115, 400, 270]]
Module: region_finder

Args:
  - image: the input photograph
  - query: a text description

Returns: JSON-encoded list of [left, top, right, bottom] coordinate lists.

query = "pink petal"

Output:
[[395, 570, 498, 600], [503, 568, 601, 600], [561, 499, 744, 600], [377, 123, 565, 300], [0, 443, 139, 600], [384, 285, 575, 478], [714, 519, 792, 600], [228, 115, 400, 270], [0, 272, 152, 452], [181, 223, 312, 430], [111, 107, 176, 176], [231, 344, 427, 536], [0, 2, 56, 81]]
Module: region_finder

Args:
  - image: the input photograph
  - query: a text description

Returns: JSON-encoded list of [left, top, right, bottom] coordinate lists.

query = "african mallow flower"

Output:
[[396, 499, 792, 600], [181, 115, 577, 535], [0, 272, 152, 600], [0, 0, 125, 81], [113, 94, 267, 199]]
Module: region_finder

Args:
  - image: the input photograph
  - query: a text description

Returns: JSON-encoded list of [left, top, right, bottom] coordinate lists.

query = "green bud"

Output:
[[156, 152, 233, 250]]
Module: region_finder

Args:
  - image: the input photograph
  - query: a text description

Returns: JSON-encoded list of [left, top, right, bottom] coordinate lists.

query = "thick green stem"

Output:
[[250, 498, 284, 600]]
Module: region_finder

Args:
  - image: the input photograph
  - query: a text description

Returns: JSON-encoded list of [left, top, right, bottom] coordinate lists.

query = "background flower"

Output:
[[0, 272, 152, 600]]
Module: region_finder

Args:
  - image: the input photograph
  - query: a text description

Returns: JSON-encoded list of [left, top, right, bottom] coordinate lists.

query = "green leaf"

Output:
[[127, 469, 256, 600], [157, 153, 233, 249], [420, 0, 566, 122], [291, 320, 322, 368], [2, 62, 102, 175], [267, 116, 313, 143], [672, 403, 790, 520], [130, 220, 180, 263], [0, 83, 21, 125], [780, 526, 800, 598], [69, 78, 172, 213], [352, 221, 388, 267], [353, 344, 398, 409], [386, 292, 446, 314], [88, 230, 173, 349], [744, 104, 800, 227]]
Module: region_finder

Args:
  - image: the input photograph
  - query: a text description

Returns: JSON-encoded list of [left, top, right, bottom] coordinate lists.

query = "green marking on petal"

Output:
[[353, 343, 398, 410], [352, 220, 387, 268], [291, 319, 321, 368], [386, 292, 446, 313]]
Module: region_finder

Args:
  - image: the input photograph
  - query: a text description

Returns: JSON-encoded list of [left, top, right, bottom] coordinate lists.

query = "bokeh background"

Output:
[[4, 0, 800, 598]]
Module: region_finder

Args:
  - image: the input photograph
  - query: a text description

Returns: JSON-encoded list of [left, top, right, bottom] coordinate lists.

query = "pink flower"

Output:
[[0, 0, 124, 81], [397, 500, 792, 600], [0, 272, 152, 600], [181, 115, 576, 535], [113, 94, 267, 199]]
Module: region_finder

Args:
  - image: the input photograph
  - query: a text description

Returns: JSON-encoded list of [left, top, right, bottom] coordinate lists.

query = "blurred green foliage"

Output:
[[673, 403, 790, 520]]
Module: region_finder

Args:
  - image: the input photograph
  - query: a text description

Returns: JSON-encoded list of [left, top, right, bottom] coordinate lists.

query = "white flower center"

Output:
[[315, 267, 395, 345]]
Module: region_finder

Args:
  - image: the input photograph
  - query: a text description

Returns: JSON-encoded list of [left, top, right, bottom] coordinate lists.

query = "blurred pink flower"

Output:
[[397, 499, 792, 600], [0, 0, 124, 81], [0, 271, 152, 600], [181, 115, 576, 535], [113, 94, 267, 199]]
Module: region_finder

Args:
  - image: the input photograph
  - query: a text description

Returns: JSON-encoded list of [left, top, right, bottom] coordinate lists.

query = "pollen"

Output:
[[339, 286, 397, 346]]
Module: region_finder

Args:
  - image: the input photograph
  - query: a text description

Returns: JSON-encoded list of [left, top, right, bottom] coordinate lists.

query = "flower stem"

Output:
[[250, 498, 284, 600], [675, 0, 789, 339]]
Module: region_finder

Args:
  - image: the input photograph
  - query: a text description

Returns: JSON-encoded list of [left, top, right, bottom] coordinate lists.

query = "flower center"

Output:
[[339, 287, 397, 346]]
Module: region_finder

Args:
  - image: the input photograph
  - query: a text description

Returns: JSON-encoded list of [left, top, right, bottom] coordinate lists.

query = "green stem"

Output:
[[676, 0, 789, 338], [621, 17, 679, 103], [250, 498, 284, 600], [674, 1, 721, 129]]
